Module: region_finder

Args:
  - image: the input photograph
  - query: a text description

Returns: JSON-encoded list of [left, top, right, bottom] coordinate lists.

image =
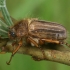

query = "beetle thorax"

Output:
[[9, 20, 28, 38]]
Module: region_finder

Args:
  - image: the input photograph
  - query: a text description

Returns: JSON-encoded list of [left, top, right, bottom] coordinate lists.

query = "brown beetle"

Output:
[[7, 18, 69, 65]]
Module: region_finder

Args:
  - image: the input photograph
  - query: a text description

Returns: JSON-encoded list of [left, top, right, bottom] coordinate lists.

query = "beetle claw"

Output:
[[6, 61, 10, 65], [6, 55, 13, 65]]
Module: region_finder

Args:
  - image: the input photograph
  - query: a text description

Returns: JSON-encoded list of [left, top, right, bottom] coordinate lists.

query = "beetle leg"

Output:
[[6, 39, 22, 65], [28, 37, 39, 47], [42, 39, 60, 44], [39, 39, 44, 45], [65, 43, 70, 47], [61, 42, 70, 47], [28, 37, 46, 60], [38, 39, 46, 60]]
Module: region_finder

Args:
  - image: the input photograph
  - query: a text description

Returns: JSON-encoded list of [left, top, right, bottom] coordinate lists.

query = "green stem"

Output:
[[0, 0, 13, 26], [0, 18, 8, 27]]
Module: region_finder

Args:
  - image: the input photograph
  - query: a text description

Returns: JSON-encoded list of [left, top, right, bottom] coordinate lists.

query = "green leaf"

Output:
[[0, 0, 14, 38], [0, 0, 13, 26]]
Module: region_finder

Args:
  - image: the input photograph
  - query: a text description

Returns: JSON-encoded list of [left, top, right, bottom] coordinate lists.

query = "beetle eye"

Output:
[[9, 31, 16, 38]]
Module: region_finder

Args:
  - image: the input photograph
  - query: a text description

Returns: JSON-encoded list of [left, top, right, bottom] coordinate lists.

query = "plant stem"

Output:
[[0, 0, 13, 26]]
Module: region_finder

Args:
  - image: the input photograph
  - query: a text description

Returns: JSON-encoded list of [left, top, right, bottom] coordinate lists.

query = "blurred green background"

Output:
[[0, 0, 70, 70]]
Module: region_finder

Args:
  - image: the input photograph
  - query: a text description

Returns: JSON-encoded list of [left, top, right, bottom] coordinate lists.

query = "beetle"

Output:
[[7, 18, 69, 65]]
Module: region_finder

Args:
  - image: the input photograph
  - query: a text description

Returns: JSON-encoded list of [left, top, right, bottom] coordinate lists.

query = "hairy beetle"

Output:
[[7, 18, 69, 65]]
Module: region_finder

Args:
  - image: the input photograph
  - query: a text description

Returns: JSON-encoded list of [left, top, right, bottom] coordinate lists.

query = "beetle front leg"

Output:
[[6, 39, 22, 65]]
